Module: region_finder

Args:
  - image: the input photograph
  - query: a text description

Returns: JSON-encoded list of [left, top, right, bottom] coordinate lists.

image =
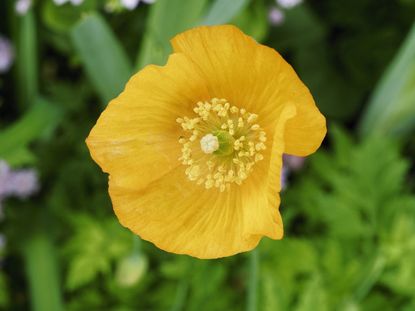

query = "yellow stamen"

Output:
[[177, 98, 267, 191]]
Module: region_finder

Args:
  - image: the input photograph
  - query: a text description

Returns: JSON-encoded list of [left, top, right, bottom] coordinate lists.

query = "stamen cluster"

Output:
[[177, 98, 267, 192]]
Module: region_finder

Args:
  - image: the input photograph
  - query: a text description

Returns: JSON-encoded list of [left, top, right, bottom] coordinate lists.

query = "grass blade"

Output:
[[71, 13, 132, 104], [202, 0, 250, 26], [359, 23, 415, 138]]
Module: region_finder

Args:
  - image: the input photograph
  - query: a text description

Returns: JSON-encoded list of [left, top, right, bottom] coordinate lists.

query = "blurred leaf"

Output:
[[42, 0, 98, 33], [260, 238, 318, 309], [16, 10, 38, 109], [247, 250, 258, 311], [294, 278, 328, 311], [359, 22, 415, 138], [262, 273, 286, 311], [202, 0, 250, 26], [0, 97, 62, 166], [276, 126, 415, 309], [23, 234, 64, 311], [380, 212, 415, 295], [71, 13, 132, 104], [232, 0, 269, 42], [64, 215, 132, 290], [136, 0, 209, 68], [0, 273, 9, 308]]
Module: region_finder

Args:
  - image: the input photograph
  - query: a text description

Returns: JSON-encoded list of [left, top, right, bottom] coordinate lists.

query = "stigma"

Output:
[[200, 134, 219, 154], [176, 98, 267, 192]]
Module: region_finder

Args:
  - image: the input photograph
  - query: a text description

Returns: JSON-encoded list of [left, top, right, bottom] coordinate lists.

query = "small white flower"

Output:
[[70, 0, 84, 5], [120, 0, 156, 10], [268, 8, 285, 26], [6, 170, 39, 199], [0, 37, 14, 74], [0, 160, 11, 198], [15, 0, 32, 15], [0, 160, 39, 200], [53, 0, 84, 6], [121, 0, 140, 10], [276, 0, 303, 9]]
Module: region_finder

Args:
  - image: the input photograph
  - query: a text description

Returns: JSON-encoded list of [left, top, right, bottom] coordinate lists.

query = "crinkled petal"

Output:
[[86, 53, 210, 190], [171, 25, 326, 156], [109, 105, 296, 259]]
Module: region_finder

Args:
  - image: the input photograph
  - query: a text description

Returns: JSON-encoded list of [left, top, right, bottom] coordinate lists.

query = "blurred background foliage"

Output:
[[1, 0, 415, 310]]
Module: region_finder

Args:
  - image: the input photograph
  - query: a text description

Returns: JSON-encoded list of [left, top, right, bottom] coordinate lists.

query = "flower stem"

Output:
[[247, 249, 259, 311], [23, 233, 64, 311]]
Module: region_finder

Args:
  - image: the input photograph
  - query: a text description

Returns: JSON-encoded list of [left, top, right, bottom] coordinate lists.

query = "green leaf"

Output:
[[294, 278, 328, 311], [23, 234, 64, 311], [232, 1, 269, 42], [64, 215, 133, 290], [202, 0, 250, 26], [42, 0, 98, 33], [71, 13, 132, 104], [359, 22, 415, 138], [0, 97, 62, 166], [136, 0, 209, 68]]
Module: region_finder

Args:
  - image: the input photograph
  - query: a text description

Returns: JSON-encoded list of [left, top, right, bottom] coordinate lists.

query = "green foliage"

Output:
[[1, 0, 415, 310], [202, 0, 250, 26], [42, 0, 98, 33], [259, 127, 415, 310], [23, 234, 64, 311], [0, 273, 9, 308], [71, 13, 132, 103], [270, 1, 415, 121], [136, 0, 251, 68], [359, 22, 415, 138], [64, 215, 133, 290], [0, 98, 62, 166], [232, 0, 269, 42], [136, 0, 209, 68]]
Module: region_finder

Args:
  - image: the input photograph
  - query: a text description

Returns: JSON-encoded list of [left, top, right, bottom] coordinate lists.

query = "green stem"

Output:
[[17, 9, 38, 109], [23, 233, 64, 311], [170, 279, 189, 311], [247, 249, 259, 311], [132, 235, 142, 254]]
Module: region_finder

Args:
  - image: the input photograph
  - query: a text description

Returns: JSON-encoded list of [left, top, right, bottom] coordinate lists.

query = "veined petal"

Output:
[[109, 167, 259, 259], [86, 53, 210, 190], [243, 104, 297, 239], [171, 25, 326, 156], [109, 104, 296, 259]]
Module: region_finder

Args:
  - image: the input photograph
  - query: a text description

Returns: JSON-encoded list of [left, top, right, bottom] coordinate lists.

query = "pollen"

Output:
[[177, 98, 267, 192]]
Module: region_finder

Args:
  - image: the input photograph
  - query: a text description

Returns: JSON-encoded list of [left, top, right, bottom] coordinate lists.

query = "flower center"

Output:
[[176, 98, 267, 192], [200, 134, 219, 154]]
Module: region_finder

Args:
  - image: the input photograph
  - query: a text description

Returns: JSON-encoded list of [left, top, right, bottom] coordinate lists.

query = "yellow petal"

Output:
[[86, 53, 210, 190], [109, 105, 296, 259], [109, 167, 259, 259], [171, 25, 326, 156]]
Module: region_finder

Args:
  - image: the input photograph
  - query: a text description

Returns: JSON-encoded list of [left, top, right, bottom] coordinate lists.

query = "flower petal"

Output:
[[109, 167, 257, 259], [109, 104, 296, 259], [86, 53, 210, 190], [171, 25, 326, 156]]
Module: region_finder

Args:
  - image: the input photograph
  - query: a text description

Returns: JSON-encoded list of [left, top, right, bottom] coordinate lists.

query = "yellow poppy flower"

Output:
[[86, 25, 326, 259]]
